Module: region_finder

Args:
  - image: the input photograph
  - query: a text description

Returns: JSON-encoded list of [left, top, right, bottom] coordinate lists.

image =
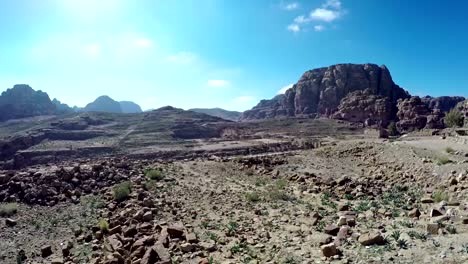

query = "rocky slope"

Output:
[[83, 96, 123, 113], [241, 63, 410, 121], [0, 85, 57, 121], [189, 108, 241, 121]]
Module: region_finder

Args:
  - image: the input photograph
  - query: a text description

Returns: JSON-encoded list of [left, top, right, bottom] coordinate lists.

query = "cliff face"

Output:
[[0, 84, 57, 121], [241, 63, 410, 120]]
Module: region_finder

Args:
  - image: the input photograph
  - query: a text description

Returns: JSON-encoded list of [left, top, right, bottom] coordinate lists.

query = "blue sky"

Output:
[[0, 0, 467, 111]]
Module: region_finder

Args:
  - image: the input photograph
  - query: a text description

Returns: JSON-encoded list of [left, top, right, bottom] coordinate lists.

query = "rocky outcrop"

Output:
[[119, 101, 143, 113], [242, 64, 409, 120], [331, 89, 392, 127], [422, 96, 465, 113], [396, 97, 431, 132], [0, 84, 57, 121], [189, 108, 242, 121], [83, 96, 122, 113], [52, 98, 74, 114]]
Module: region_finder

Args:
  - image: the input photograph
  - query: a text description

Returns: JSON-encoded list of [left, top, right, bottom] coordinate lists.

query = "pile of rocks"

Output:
[[0, 158, 143, 205]]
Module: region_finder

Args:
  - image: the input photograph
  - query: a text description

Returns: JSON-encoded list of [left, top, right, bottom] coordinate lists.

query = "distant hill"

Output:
[[189, 108, 241, 121], [0, 84, 57, 121], [83, 96, 122, 113], [52, 98, 74, 114], [119, 101, 142, 113]]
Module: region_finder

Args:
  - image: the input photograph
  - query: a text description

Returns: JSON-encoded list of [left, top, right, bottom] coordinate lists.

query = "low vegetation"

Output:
[[432, 190, 450, 202], [0, 202, 18, 217], [445, 109, 464, 128], [145, 168, 165, 181], [113, 181, 132, 202]]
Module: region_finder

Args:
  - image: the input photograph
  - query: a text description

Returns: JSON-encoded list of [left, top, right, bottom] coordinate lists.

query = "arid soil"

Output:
[[1, 133, 468, 264]]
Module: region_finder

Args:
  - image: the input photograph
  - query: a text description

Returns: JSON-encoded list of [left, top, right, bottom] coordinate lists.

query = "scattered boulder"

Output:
[[358, 232, 385, 246]]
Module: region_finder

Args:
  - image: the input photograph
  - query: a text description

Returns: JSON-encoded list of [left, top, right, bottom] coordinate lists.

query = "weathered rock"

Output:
[[51, 257, 64, 264], [320, 243, 338, 257], [41, 245, 53, 258], [396, 96, 431, 132], [331, 89, 392, 127], [5, 218, 17, 227], [427, 223, 439, 235], [408, 208, 421, 218], [167, 225, 185, 239], [241, 64, 409, 120], [358, 232, 385, 246], [422, 96, 465, 113], [324, 224, 340, 236]]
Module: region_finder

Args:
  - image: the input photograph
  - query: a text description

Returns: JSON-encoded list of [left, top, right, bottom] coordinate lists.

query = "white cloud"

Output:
[[310, 8, 340, 22], [283, 2, 299, 11], [277, 84, 293, 94], [287, 24, 300, 32], [207, 79, 229, 87], [287, 0, 343, 32], [233, 96, 256, 103], [167, 52, 197, 64], [314, 25, 325, 32], [323, 0, 342, 9], [82, 43, 101, 57]]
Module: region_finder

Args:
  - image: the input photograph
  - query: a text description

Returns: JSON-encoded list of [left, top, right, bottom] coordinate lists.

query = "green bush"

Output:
[[145, 168, 165, 181], [0, 203, 18, 217], [432, 190, 450, 202], [445, 147, 455, 154], [445, 109, 464, 128], [113, 182, 132, 202], [436, 157, 452, 165], [98, 219, 109, 233], [245, 192, 261, 203], [387, 122, 399, 136]]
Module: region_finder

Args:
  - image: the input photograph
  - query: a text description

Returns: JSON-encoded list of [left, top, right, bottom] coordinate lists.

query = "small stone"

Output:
[[41, 245, 53, 258], [421, 197, 434, 203], [427, 223, 439, 235], [109, 225, 122, 235], [430, 208, 445, 217], [143, 211, 153, 222], [186, 233, 198, 243], [51, 257, 64, 264], [462, 217, 468, 224], [324, 224, 340, 236], [167, 225, 185, 239], [408, 208, 421, 218], [337, 216, 347, 226], [320, 243, 337, 257], [180, 242, 195, 253], [123, 226, 138, 237], [5, 218, 17, 227], [358, 232, 385, 246]]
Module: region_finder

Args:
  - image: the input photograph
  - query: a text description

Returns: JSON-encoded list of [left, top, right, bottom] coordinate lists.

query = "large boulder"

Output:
[[241, 64, 409, 120], [0, 84, 57, 121], [331, 89, 392, 127]]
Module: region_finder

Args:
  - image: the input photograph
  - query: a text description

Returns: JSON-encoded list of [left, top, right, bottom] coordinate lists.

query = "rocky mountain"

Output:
[[119, 101, 142, 113], [189, 108, 241, 121], [83, 96, 122, 113], [0, 84, 57, 121], [422, 96, 465, 113], [52, 98, 74, 114], [241, 63, 410, 121]]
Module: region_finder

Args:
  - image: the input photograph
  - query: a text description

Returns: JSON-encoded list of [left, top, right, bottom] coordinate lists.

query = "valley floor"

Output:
[[1, 135, 468, 263]]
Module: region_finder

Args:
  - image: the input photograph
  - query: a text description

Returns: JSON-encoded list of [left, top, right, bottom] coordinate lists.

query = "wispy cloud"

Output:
[[287, 0, 344, 33], [167, 52, 197, 64], [287, 24, 300, 33], [277, 83, 294, 94], [314, 25, 325, 32], [282, 2, 299, 11], [207, 79, 229, 87]]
